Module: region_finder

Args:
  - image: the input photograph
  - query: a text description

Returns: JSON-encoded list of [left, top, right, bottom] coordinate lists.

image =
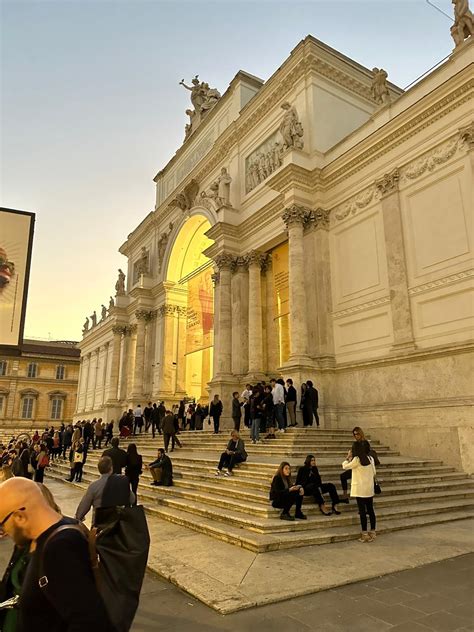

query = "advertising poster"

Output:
[[185, 266, 214, 355], [0, 208, 35, 348]]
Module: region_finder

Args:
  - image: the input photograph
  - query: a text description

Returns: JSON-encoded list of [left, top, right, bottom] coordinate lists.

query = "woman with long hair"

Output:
[[342, 440, 377, 542], [296, 454, 342, 516], [269, 461, 306, 521], [340, 426, 376, 502], [125, 443, 143, 504]]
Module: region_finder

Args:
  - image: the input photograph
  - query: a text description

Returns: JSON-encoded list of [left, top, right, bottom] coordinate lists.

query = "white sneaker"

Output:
[[224, 470, 233, 477], [215, 469, 221, 476]]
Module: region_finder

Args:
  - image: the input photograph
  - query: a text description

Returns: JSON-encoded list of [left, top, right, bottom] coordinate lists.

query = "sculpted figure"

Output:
[[82, 317, 89, 334], [251, 160, 260, 188], [179, 76, 221, 115], [101, 304, 107, 321], [258, 152, 267, 181], [265, 151, 273, 176], [115, 269, 126, 295], [451, 0, 474, 46], [279, 102, 304, 150], [136, 246, 149, 276], [184, 108, 195, 139], [158, 222, 174, 272], [216, 167, 232, 206], [109, 296, 115, 310], [370, 68, 390, 105], [272, 142, 282, 171], [90, 311, 97, 327]]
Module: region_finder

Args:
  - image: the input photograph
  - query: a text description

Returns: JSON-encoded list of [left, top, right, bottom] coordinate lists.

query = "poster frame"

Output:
[[0, 206, 35, 354]]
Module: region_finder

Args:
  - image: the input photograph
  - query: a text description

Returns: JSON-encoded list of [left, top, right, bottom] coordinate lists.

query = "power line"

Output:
[[425, 0, 454, 21]]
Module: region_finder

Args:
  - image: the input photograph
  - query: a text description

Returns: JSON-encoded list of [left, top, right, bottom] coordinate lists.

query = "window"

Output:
[[0, 396, 4, 415], [21, 397, 34, 419], [0, 361, 7, 376], [27, 363, 37, 378], [56, 365, 65, 380], [51, 398, 63, 420]]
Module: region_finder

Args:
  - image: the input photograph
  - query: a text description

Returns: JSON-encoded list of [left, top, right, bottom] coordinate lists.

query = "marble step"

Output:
[[146, 504, 474, 552]]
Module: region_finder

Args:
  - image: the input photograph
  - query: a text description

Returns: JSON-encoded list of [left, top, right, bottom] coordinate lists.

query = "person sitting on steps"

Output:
[[269, 461, 306, 521], [148, 448, 173, 486], [296, 454, 342, 516], [216, 431, 247, 477]]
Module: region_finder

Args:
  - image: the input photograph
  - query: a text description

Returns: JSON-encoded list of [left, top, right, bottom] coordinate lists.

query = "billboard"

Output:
[[0, 208, 35, 348], [185, 266, 214, 355]]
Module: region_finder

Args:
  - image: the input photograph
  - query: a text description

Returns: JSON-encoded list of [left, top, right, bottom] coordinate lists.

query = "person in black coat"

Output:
[[215, 431, 247, 476], [231, 392, 242, 431], [102, 437, 128, 474], [148, 448, 173, 486], [296, 454, 341, 515], [303, 380, 319, 427], [209, 395, 223, 434], [269, 461, 306, 521], [125, 443, 143, 503]]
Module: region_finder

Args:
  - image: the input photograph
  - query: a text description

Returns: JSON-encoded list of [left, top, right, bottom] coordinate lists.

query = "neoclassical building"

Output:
[[75, 36, 473, 471]]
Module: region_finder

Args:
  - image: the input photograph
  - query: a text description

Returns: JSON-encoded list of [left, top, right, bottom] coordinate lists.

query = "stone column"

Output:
[[231, 257, 249, 376], [247, 250, 267, 378], [126, 325, 137, 400], [281, 205, 312, 365], [106, 326, 123, 402], [157, 305, 177, 397], [264, 256, 280, 373], [211, 271, 220, 378], [376, 169, 416, 352], [214, 254, 234, 376], [131, 311, 147, 398], [175, 306, 187, 396]]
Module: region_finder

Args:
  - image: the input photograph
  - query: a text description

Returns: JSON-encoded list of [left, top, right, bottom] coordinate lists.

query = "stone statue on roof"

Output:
[[370, 68, 391, 105], [101, 304, 107, 321], [90, 311, 97, 327], [451, 0, 474, 46], [82, 317, 89, 334], [179, 76, 221, 115], [115, 269, 126, 296]]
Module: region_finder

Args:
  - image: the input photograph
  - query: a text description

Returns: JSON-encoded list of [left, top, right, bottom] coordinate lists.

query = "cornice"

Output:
[[266, 163, 321, 195], [408, 269, 473, 296]]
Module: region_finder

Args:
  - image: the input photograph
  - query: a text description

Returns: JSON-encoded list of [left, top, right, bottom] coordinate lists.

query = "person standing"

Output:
[[249, 385, 264, 444], [231, 392, 242, 431], [133, 404, 143, 435], [209, 394, 223, 434], [151, 403, 160, 438], [241, 384, 252, 428], [177, 400, 185, 430], [303, 380, 319, 427], [34, 444, 49, 484], [0, 477, 115, 631], [342, 441, 377, 542], [103, 420, 114, 447], [162, 410, 179, 453], [94, 419, 104, 451], [285, 378, 297, 426], [125, 443, 143, 504], [143, 402, 153, 433], [270, 378, 286, 432], [62, 424, 72, 459], [102, 437, 128, 474]]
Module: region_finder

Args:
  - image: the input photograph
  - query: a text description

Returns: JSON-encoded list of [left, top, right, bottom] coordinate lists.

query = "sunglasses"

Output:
[[0, 507, 25, 532]]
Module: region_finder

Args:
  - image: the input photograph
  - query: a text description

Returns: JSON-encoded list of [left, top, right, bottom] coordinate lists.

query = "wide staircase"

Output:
[[35, 426, 474, 553]]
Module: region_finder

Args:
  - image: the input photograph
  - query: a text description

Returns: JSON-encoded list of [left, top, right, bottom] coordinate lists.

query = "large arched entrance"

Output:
[[166, 214, 214, 401]]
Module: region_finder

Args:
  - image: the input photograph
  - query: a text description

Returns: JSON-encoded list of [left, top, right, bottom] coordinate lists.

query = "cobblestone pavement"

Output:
[[132, 553, 474, 632], [0, 537, 472, 631]]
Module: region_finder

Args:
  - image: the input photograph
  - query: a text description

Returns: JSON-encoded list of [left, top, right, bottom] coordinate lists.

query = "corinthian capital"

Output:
[[281, 204, 311, 227], [112, 325, 126, 336], [460, 122, 474, 149], [214, 252, 235, 270], [245, 250, 268, 269], [136, 309, 157, 322], [307, 207, 331, 230], [375, 169, 400, 197]]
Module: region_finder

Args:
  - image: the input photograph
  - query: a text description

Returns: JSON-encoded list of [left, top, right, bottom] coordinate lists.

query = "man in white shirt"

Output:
[[240, 384, 252, 428], [271, 378, 286, 432], [133, 404, 143, 435]]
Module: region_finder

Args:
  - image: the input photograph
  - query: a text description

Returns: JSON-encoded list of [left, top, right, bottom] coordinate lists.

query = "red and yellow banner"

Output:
[[185, 267, 214, 355]]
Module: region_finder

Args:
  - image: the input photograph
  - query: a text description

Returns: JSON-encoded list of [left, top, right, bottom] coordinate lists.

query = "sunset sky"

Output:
[[1, 0, 455, 341]]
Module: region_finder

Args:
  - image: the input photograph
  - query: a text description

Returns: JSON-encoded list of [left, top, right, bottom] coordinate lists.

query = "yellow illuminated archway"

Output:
[[166, 215, 214, 401]]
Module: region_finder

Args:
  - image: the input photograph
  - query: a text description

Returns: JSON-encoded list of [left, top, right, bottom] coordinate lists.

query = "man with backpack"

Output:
[[0, 477, 115, 631]]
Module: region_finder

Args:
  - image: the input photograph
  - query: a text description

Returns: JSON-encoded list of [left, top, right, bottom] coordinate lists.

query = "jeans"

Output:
[[274, 403, 285, 430], [356, 497, 376, 531], [272, 490, 303, 515], [218, 452, 245, 471], [340, 470, 352, 492], [251, 416, 261, 442]]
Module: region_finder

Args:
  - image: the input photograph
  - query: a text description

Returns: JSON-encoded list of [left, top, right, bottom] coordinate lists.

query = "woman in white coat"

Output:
[[342, 441, 377, 542]]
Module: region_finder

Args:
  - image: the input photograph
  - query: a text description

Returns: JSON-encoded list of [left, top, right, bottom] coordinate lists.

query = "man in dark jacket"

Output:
[[303, 380, 319, 427], [150, 403, 161, 438], [149, 448, 173, 486], [215, 431, 247, 476], [231, 392, 242, 431], [102, 437, 127, 474]]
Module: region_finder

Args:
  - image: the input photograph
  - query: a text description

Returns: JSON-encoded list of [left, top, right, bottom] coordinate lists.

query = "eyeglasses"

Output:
[[0, 507, 25, 531]]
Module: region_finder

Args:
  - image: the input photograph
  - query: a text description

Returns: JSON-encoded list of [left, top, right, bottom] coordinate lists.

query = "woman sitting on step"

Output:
[[216, 431, 247, 476], [269, 462, 306, 521], [296, 455, 342, 516]]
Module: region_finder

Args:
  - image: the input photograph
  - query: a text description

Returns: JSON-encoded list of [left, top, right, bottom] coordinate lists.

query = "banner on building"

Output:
[[185, 266, 214, 355], [0, 208, 35, 348]]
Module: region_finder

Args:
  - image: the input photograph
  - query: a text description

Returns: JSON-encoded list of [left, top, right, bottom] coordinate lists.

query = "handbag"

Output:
[[369, 456, 382, 495]]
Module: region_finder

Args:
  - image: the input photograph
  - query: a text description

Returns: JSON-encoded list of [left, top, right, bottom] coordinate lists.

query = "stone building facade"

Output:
[[0, 340, 80, 428], [76, 37, 473, 472]]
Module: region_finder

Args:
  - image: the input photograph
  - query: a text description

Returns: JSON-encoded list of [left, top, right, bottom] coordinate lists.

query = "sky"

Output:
[[1, 0, 456, 341]]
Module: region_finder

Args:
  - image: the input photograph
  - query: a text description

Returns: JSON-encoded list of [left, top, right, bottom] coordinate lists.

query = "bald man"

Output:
[[0, 477, 115, 632]]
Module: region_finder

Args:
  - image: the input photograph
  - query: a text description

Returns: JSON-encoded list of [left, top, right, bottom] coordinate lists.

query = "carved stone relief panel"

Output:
[[245, 130, 282, 193]]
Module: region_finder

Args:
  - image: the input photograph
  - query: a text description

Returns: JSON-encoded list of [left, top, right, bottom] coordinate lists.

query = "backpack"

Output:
[[39, 507, 150, 632], [39, 453, 50, 468]]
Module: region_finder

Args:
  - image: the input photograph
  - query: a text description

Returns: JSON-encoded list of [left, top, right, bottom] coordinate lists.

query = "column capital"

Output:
[[175, 306, 187, 317], [124, 324, 137, 335], [282, 204, 311, 228], [112, 325, 126, 336], [135, 309, 157, 322], [231, 256, 248, 273], [375, 168, 400, 197], [245, 250, 268, 269], [460, 121, 474, 150], [158, 304, 176, 317], [214, 252, 235, 270], [306, 207, 331, 231], [211, 271, 220, 286]]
